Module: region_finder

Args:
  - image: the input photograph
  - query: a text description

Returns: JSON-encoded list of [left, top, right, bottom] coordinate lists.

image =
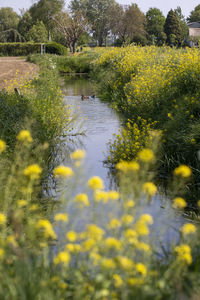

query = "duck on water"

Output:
[[81, 94, 95, 100]]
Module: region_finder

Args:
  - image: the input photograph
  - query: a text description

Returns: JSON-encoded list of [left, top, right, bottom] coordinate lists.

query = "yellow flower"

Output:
[[66, 231, 77, 242], [54, 213, 68, 222], [113, 274, 123, 287], [94, 190, 108, 203], [17, 200, 28, 207], [175, 244, 192, 265], [104, 237, 122, 251], [29, 204, 38, 211], [121, 214, 134, 225], [74, 193, 90, 207], [136, 263, 147, 277], [7, 235, 18, 247], [17, 130, 33, 143], [88, 176, 104, 190], [142, 182, 157, 197], [138, 148, 154, 162], [71, 149, 86, 160], [101, 258, 116, 269], [65, 243, 81, 253], [136, 242, 151, 252], [53, 251, 70, 266], [36, 219, 57, 239], [108, 219, 121, 229], [0, 139, 6, 154], [124, 200, 135, 208], [24, 164, 42, 180], [117, 256, 134, 270], [116, 161, 140, 172], [173, 197, 187, 209], [180, 223, 196, 235], [86, 224, 105, 240], [53, 166, 74, 178], [108, 190, 120, 201], [0, 248, 4, 258], [128, 278, 144, 286], [139, 214, 154, 225], [0, 213, 6, 225], [174, 165, 192, 178], [82, 238, 96, 251], [135, 221, 149, 236]]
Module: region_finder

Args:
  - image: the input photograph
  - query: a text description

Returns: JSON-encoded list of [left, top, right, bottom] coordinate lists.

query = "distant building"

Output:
[[188, 22, 200, 37]]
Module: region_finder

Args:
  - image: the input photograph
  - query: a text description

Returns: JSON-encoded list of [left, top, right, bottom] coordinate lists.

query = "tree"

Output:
[[29, 0, 65, 39], [146, 8, 165, 45], [110, 4, 146, 44], [70, 0, 116, 46], [174, 6, 188, 40], [164, 9, 182, 45], [0, 29, 24, 42], [26, 20, 48, 42], [0, 7, 19, 32], [53, 10, 88, 52], [18, 11, 34, 38], [187, 4, 200, 22]]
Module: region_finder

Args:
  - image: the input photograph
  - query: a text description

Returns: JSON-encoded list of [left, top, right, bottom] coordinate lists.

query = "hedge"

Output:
[[0, 42, 67, 56]]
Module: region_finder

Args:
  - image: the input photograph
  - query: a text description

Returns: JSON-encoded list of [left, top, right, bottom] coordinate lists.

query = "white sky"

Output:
[[0, 0, 200, 17]]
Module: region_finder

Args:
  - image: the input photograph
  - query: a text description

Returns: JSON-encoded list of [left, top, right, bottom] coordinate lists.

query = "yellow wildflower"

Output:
[[124, 200, 135, 208], [0, 213, 6, 225], [174, 165, 192, 178], [86, 224, 105, 240], [138, 148, 155, 162], [17, 200, 28, 207], [104, 237, 122, 251], [121, 214, 134, 225], [54, 213, 68, 222], [74, 193, 90, 207], [66, 231, 77, 242], [108, 190, 120, 201], [180, 223, 196, 235], [7, 235, 18, 247], [17, 130, 33, 143], [82, 238, 96, 251], [71, 149, 86, 160], [108, 219, 121, 229], [101, 258, 116, 269], [53, 166, 74, 178], [140, 214, 154, 225], [116, 161, 140, 172], [175, 244, 192, 265], [88, 176, 104, 190], [24, 164, 42, 180], [0, 248, 4, 258], [36, 219, 57, 239], [117, 256, 134, 270], [94, 190, 108, 203], [142, 182, 157, 197], [0, 139, 6, 154], [136, 263, 147, 277], [173, 197, 187, 209], [113, 274, 123, 287], [53, 251, 70, 266]]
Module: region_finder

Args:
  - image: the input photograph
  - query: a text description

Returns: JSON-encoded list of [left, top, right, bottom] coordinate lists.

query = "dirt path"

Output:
[[0, 57, 39, 90]]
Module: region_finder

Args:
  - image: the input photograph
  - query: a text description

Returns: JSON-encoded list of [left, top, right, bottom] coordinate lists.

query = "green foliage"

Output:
[[26, 21, 48, 43], [0, 42, 67, 56], [18, 11, 34, 38], [146, 8, 166, 45], [187, 4, 200, 22], [174, 6, 189, 41], [0, 29, 24, 43], [164, 10, 182, 45], [0, 7, 19, 31]]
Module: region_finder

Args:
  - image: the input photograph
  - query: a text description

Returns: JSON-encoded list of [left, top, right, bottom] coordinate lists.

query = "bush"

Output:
[[0, 42, 67, 56]]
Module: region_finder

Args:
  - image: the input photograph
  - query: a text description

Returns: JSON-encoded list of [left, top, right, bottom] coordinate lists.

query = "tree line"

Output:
[[0, 0, 200, 52]]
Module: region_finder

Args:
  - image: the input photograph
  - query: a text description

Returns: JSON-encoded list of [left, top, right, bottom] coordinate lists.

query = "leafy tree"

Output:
[[26, 20, 48, 42], [164, 9, 182, 45], [70, 0, 116, 46], [174, 6, 188, 40], [110, 4, 146, 44], [0, 7, 19, 32], [29, 0, 65, 39], [187, 4, 200, 22], [18, 11, 34, 38], [53, 10, 88, 52], [0, 29, 24, 42], [146, 8, 165, 45]]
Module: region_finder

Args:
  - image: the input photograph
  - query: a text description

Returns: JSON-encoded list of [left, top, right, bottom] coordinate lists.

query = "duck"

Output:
[[81, 95, 89, 100]]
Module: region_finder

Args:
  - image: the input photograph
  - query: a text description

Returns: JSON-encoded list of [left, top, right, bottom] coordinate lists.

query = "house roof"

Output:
[[188, 22, 200, 28]]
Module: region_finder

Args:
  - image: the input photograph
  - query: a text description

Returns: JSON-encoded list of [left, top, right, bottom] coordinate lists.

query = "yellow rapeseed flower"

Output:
[[86, 224, 105, 240], [108, 219, 121, 229], [142, 182, 157, 197], [88, 176, 104, 190], [174, 165, 192, 178], [180, 223, 196, 235], [175, 244, 192, 265], [17, 200, 28, 207], [0, 139, 6, 154], [0, 213, 6, 225], [74, 193, 90, 207], [116, 161, 140, 172], [108, 190, 120, 201], [24, 164, 42, 180], [104, 237, 122, 251], [138, 148, 155, 163], [54, 213, 68, 222], [136, 263, 147, 277], [173, 197, 187, 209], [71, 149, 86, 160], [94, 190, 108, 203], [113, 274, 123, 287], [17, 130, 33, 143], [53, 251, 70, 266], [117, 256, 134, 270], [121, 214, 134, 225], [139, 214, 154, 225], [0, 248, 4, 258], [53, 166, 74, 178], [101, 258, 116, 269], [66, 231, 77, 242], [36, 219, 57, 239]]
